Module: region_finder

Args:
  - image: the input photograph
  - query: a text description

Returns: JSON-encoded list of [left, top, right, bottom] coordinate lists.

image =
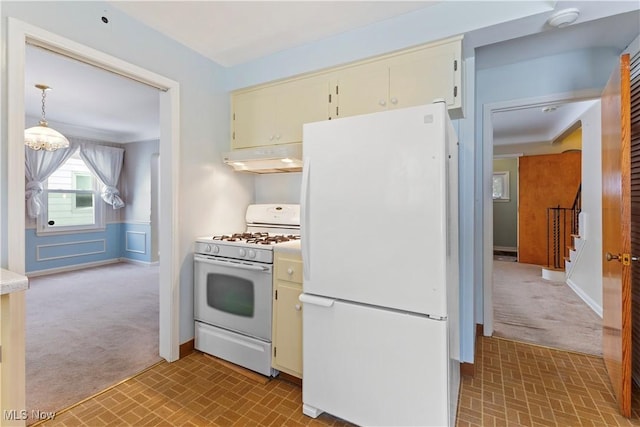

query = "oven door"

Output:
[[194, 254, 273, 341]]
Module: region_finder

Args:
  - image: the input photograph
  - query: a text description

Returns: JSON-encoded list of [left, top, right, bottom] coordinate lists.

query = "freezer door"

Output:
[[301, 103, 450, 317], [301, 294, 450, 426]]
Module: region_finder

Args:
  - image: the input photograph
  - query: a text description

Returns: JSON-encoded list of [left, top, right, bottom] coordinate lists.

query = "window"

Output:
[[38, 153, 105, 234], [492, 171, 510, 202]]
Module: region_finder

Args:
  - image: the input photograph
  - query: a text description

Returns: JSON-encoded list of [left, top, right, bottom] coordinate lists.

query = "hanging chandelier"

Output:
[[24, 84, 70, 151]]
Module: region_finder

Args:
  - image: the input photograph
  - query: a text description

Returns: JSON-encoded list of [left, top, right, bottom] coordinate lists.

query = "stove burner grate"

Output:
[[211, 232, 300, 245]]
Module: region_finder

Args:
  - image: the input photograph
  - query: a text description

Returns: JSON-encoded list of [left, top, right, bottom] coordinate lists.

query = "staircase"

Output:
[[544, 184, 582, 281]]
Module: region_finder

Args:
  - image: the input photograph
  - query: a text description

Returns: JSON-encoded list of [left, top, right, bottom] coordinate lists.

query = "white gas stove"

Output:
[[195, 204, 300, 264], [193, 204, 300, 376]]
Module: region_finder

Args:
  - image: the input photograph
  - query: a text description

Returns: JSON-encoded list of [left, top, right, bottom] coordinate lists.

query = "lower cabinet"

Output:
[[272, 251, 303, 378]]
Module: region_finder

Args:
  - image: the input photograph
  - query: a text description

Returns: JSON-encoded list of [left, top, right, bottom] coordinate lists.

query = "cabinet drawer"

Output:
[[275, 257, 303, 283]]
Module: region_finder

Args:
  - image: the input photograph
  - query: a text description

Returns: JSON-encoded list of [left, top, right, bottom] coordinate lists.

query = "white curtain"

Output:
[[78, 143, 125, 209], [24, 142, 78, 218]]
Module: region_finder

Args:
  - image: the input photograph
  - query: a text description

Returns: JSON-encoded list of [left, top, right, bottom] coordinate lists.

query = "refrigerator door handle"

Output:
[[299, 293, 334, 307], [301, 157, 311, 281]]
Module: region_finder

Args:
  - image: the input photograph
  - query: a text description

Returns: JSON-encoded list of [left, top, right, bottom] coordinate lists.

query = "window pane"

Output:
[[75, 193, 93, 209], [44, 153, 99, 230], [75, 174, 93, 190], [48, 155, 94, 191], [47, 191, 95, 227]]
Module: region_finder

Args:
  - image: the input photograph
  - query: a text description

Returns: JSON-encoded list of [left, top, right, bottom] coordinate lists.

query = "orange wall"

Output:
[[519, 151, 581, 265]]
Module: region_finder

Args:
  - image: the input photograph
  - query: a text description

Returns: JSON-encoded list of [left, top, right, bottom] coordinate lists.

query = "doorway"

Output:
[[22, 43, 164, 420], [485, 94, 603, 356], [6, 17, 181, 415]]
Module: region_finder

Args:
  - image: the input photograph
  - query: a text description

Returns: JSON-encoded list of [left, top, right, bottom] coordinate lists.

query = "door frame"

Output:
[[7, 18, 181, 362], [481, 89, 601, 335]]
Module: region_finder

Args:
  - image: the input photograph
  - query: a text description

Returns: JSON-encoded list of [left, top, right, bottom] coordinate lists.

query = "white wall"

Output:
[[566, 102, 603, 314], [1, 1, 253, 344], [255, 173, 301, 204], [122, 139, 158, 223]]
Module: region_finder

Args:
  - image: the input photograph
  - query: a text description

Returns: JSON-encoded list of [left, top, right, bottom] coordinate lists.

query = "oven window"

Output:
[[206, 273, 255, 317]]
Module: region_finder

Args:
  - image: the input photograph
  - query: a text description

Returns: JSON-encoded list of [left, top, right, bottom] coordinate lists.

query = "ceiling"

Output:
[[492, 100, 597, 146], [23, 1, 640, 145]]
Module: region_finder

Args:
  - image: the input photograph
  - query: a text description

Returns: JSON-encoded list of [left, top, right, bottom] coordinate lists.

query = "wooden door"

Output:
[[602, 53, 632, 417]]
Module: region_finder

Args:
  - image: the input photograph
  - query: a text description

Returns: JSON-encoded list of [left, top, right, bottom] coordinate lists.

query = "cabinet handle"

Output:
[[390, 97, 398, 105], [275, 134, 281, 140], [295, 304, 301, 311], [269, 135, 274, 141], [287, 267, 294, 275], [379, 100, 386, 107]]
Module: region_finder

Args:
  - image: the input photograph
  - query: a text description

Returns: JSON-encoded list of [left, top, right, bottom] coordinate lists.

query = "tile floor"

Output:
[[38, 336, 640, 426], [457, 337, 640, 427]]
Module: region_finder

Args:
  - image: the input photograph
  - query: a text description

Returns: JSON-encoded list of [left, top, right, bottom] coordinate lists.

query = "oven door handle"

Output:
[[194, 255, 270, 272]]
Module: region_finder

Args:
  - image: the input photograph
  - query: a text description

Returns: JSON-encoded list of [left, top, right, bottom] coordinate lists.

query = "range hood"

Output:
[[223, 143, 303, 174]]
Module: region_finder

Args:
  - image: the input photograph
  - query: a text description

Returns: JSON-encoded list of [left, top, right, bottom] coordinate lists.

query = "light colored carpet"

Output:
[[26, 262, 161, 423], [493, 260, 602, 356]]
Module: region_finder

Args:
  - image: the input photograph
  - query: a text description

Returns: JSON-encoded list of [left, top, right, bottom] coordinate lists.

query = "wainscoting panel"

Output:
[[37, 239, 106, 261], [121, 222, 152, 263], [126, 231, 147, 254], [25, 223, 121, 273]]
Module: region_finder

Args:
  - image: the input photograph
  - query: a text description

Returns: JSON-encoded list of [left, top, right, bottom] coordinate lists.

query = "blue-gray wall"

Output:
[[493, 158, 518, 250], [24, 139, 159, 273]]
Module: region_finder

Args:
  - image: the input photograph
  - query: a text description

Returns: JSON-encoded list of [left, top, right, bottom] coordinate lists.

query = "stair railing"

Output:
[[546, 185, 582, 269]]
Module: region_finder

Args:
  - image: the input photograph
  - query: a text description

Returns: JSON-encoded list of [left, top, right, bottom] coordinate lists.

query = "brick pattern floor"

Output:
[[457, 336, 640, 427], [38, 336, 640, 426], [38, 352, 350, 427]]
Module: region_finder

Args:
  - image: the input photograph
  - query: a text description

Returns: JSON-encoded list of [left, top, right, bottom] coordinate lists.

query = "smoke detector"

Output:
[[546, 8, 580, 28]]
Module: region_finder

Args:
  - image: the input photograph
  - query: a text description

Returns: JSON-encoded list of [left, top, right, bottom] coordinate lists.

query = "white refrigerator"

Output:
[[299, 102, 460, 426]]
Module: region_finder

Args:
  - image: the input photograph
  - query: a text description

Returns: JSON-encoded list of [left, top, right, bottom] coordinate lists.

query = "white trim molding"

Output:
[[26, 259, 120, 278], [566, 278, 603, 318], [482, 89, 602, 337], [7, 17, 181, 364], [125, 231, 147, 254], [36, 239, 106, 261]]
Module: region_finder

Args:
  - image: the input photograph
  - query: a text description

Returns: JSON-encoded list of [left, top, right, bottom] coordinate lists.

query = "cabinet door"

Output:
[[273, 283, 303, 377], [389, 44, 458, 110], [232, 86, 276, 149], [276, 76, 330, 145], [335, 61, 389, 118]]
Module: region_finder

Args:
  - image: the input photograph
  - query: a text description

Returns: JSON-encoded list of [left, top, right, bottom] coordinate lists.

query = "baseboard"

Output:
[[179, 339, 195, 359], [566, 278, 603, 318], [493, 246, 517, 253], [119, 258, 159, 267], [460, 362, 475, 377], [26, 258, 121, 277], [278, 372, 302, 387]]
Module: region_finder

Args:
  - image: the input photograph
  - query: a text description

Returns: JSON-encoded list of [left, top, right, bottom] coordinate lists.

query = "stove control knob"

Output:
[[212, 245, 220, 254], [205, 244, 212, 253], [248, 249, 256, 259], [239, 248, 247, 257]]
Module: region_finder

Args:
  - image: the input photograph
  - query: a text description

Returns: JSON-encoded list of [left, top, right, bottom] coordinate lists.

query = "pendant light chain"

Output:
[[41, 88, 47, 123], [24, 84, 70, 151]]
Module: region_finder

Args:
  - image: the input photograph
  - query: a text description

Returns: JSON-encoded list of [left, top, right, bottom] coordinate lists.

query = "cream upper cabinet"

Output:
[[232, 75, 330, 149], [272, 251, 303, 378], [333, 36, 463, 119], [230, 36, 463, 149], [389, 41, 459, 111], [329, 60, 390, 118]]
